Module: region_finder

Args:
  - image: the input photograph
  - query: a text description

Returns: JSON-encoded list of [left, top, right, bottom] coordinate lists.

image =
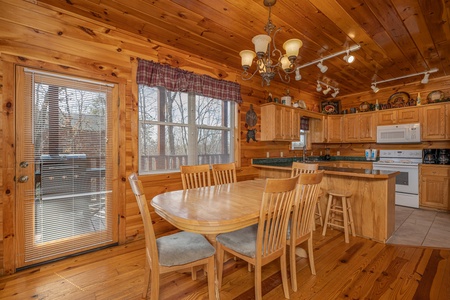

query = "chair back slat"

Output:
[[212, 162, 237, 185], [258, 176, 298, 258], [291, 161, 318, 177], [292, 171, 324, 238], [180, 164, 211, 190]]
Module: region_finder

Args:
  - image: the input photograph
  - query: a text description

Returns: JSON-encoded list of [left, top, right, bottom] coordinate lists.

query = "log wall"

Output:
[[0, 0, 449, 274]]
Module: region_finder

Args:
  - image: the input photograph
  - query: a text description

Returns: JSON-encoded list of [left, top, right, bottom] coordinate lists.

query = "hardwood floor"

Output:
[[1, 228, 449, 299]]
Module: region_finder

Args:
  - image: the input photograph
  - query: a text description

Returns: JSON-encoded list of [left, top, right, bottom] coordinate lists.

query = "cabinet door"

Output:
[[377, 110, 397, 125], [420, 166, 450, 210], [310, 117, 326, 143], [359, 113, 376, 141], [327, 115, 343, 142], [397, 107, 420, 124], [421, 105, 446, 140], [291, 109, 301, 140], [446, 103, 450, 139], [343, 114, 359, 142]]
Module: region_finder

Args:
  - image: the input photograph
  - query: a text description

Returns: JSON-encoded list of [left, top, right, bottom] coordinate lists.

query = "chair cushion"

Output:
[[157, 231, 215, 266], [216, 224, 258, 258]]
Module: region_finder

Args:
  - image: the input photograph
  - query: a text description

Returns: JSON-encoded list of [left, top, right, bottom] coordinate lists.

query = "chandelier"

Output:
[[239, 0, 302, 86]]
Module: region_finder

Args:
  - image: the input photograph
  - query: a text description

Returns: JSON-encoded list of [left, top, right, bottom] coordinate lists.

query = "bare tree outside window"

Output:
[[138, 85, 234, 173]]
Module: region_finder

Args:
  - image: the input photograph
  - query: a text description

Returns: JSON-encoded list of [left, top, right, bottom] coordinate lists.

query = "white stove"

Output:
[[373, 150, 421, 208]]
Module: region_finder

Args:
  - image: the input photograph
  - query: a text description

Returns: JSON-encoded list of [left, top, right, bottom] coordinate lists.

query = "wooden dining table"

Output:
[[151, 179, 266, 236]]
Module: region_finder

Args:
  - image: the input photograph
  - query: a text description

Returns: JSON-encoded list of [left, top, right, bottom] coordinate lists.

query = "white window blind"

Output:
[[19, 68, 116, 264]]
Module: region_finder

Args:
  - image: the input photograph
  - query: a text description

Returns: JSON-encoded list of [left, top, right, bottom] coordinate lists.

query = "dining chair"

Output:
[[216, 176, 299, 300], [287, 171, 324, 292], [291, 162, 323, 229], [128, 173, 216, 300], [180, 164, 212, 190], [212, 162, 237, 185]]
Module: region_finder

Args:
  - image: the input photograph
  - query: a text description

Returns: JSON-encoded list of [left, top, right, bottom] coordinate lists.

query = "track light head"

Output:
[[316, 81, 322, 92], [295, 68, 301, 81], [323, 85, 331, 95], [343, 50, 355, 63], [421, 72, 430, 84], [331, 89, 339, 98], [317, 61, 328, 73], [371, 84, 379, 93]]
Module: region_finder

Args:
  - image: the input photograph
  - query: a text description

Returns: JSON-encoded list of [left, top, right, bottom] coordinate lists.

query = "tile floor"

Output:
[[387, 205, 450, 248]]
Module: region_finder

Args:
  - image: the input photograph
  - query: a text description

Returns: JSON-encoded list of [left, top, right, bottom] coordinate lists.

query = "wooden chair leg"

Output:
[[206, 257, 216, 300], [280, 253, 290, 299], [216, 243, 225, 288], [255, 264, 263, 300], [342, 197, 349, 243], [290, 243, 298, 292], [322, 194, 333, 236], [307, 235, 316, 275]]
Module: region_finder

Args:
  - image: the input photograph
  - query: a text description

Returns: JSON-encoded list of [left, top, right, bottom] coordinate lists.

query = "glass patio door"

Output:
[[15, 67, 118, 267]]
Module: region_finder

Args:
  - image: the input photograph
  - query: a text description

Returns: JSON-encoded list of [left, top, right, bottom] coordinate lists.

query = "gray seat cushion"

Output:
[[216, 224, 258, 258], [157, 231, 215, 266]]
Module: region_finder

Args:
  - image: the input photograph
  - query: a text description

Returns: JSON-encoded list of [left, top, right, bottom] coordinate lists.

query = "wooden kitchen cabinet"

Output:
[[420, 165, 450, 210], [377, 107, 419, 125], [421, 104, 446, 140], [310, 116, 326, 143], [344, 112, 376, 142], [327, 115, 343, 142], [261, 103, 292, 141], [446, 103, 450, 139]]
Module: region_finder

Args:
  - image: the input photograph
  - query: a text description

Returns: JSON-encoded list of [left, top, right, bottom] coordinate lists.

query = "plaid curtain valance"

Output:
[[136, 59, 243, 104]]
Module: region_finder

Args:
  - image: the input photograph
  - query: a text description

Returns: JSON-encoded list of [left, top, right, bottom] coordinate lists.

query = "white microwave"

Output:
[[376, 123, 421, 144]]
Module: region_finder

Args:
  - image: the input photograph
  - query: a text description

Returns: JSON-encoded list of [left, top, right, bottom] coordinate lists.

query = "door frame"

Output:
[[1, 55, 127, 274]]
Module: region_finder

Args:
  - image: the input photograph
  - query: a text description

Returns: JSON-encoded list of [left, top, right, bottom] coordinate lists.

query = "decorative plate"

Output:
[[388, 92, 410, 108], [298, 100, 306, 109], [359, 101, 370, 112], [323, 104, 336, 113], [427, 90, 444, 103]]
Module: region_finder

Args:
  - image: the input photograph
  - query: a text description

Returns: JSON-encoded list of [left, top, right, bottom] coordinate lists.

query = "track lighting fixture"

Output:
[[317, 61, 328, 73], [371, 84, 380, 93], [295, 68, 301, 81], [296, 44, 361, 71], [316, 80, 339, 97], [343, 50, 355, 63], [421, 72, 430, 84], [331, 89, 340, 98], [371, 68, 438, 92], [323, 85, 331, 95], [316, 81, 322, 92]]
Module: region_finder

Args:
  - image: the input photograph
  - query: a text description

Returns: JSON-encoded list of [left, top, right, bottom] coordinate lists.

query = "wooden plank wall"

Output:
[[0, 0, 449, 274]]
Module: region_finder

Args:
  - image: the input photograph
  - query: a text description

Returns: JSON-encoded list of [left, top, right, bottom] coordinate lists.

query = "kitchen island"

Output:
[[252, 161, 399, 243]]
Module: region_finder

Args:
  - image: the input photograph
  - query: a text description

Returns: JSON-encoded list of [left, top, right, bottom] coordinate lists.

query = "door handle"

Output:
[[19, 161, 29, 168], [17, 175, 29, 183]]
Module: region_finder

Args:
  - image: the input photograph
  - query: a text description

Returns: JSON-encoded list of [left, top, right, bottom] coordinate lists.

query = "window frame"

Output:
[[138, 85, 236, 174]]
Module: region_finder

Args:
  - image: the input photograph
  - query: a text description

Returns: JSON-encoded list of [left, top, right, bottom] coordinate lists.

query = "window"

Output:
[[138, 86, 235, 174], [291, 130, 308, 150]]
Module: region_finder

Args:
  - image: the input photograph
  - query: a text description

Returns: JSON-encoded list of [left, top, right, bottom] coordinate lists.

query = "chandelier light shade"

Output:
[[239, 0, 302, 86], [240, 50, 256, 69], [283, 39, 303, 60], [252, 34, 272, 55]]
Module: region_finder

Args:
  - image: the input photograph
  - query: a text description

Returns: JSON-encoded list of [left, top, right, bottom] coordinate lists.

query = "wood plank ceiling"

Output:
[[35, 0, 449, 97]]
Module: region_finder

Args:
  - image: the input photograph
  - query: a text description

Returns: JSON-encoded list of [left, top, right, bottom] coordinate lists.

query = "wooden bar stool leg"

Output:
[[342, 197, 349, 243], [322, 194, 333, 236], [347, 198, 356, 237]]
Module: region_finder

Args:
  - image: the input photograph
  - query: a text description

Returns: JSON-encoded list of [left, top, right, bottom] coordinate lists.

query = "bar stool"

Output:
[[322, 190, 355, 243]]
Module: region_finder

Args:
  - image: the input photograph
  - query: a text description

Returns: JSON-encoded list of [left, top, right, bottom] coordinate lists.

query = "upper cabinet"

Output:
[[447, 103, 450, 140], [327, 115, 344, 143], [377, 107, 420, 125], [260, 103, 321, 141], [310, 116, 327, 143], [421, 103, 448, 141], [343, 112, 376, 142]]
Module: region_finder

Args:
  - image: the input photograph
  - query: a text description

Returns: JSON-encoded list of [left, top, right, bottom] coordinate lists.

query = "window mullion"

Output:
[[188, 93, 197, 165]]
